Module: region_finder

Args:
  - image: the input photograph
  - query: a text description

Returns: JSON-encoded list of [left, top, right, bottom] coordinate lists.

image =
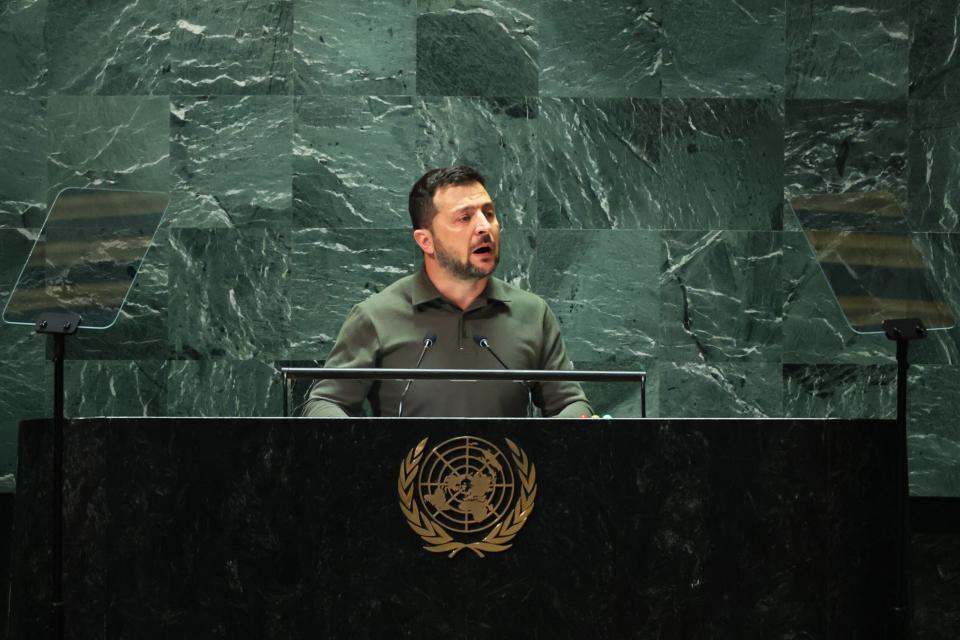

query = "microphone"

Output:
[[474, 335, 533, 416], [398, 332, 437, 417], [472, 335, 510, 369]]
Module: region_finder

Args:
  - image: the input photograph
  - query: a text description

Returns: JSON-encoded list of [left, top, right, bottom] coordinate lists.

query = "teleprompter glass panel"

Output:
[[790, 192, 955, 334], [2, 188, 169, 330]]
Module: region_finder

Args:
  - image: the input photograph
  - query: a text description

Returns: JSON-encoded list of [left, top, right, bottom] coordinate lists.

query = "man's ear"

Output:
[[413, 228, 434, 256]]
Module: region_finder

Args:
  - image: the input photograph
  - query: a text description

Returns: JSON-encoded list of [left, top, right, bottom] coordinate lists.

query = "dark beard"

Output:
[[434, 235, 498, 281]]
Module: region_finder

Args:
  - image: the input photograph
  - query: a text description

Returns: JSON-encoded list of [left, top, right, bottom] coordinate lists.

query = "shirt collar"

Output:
[[411, 267, 512, 308]]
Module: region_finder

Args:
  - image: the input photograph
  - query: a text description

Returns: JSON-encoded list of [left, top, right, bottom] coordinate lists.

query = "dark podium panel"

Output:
[[12, 418, 899, 639]]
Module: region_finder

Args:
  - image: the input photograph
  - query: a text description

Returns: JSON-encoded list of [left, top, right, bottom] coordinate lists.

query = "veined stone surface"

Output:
[[662, 0, 785, 98], [294, 0, 415, 95], [786, 0, 908, 99], [658, 361, 783, 417], [294, 96, 415, 229], [171, 0, 293, 95], [785, 100, 908, 206], [44, 0, 174, 95], [492, 225, 534, 290], [0, 0, 47, 96], [167, 359, 282, 417], [0, 96, 46, 227], [909, 365, 960, 496], [170, 95, 293, 228], [530, 229, 659, 363], [168, 225, 292, 361], [908, 100, 960, 232], [911, 232, 960, 365], [910, 0, 960, 101], [64, 360, 167, 418], [0, 228, 43, 360], [661, 98, 784, 230], [417, 0, 537, 97], [538, 98, 660, 229], [660, 231, 783, 363], [783, 363, 896, 418], [539, 0, 661, 98], [46, 95, 170, 199]]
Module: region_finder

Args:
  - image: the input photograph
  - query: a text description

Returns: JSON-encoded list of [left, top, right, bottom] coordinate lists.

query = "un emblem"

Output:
[[398, 436, 537, 557]]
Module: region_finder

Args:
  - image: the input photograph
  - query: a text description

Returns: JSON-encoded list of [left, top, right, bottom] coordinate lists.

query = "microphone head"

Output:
[[473, 335, 489, 348], [424, 332, 438, 347]]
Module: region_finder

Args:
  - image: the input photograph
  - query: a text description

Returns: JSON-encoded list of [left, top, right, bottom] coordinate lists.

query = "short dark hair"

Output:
[[408, 165, 486, 230]]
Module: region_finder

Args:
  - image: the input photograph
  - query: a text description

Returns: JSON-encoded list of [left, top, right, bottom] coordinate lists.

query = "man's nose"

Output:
[[473, 211, 492, 232]]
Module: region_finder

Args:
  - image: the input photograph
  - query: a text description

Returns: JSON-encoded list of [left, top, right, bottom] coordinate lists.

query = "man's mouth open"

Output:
[[472, 244, 494, 255]]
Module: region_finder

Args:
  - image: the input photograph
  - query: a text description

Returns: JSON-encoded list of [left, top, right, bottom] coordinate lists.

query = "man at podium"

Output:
[[303, 166, 592, 418]]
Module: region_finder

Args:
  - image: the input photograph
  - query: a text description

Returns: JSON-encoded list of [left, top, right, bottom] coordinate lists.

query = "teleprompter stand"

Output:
[[790, 190, 957, 640], [883, 317, 927, 640], [34, 311, 81, 640], [2, 187, 170, 640]]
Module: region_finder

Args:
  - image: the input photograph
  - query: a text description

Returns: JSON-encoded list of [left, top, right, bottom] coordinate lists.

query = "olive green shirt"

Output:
[[303, 269, 592, 418]]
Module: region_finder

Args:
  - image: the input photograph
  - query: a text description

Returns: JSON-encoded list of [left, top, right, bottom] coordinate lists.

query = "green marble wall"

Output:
[[0, 0, 958, 495]]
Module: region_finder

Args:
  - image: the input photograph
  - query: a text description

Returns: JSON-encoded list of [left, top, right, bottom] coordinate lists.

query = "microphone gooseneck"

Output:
[[472, 334, 511, 370], [398, 332, 437, 417], [474, 334, 534, 416]]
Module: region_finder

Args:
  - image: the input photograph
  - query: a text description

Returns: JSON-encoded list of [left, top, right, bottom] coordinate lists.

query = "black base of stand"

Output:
[[883, 318, 927, 640], [35, 312, 80, 640]]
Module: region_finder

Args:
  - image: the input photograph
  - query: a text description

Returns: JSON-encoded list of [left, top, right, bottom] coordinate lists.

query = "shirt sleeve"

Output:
[[301, 304, 380, 417], [532, 302, 593, 418]]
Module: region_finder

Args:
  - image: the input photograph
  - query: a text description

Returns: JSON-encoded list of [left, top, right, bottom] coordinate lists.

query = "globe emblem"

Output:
[[417, 436, 516, 534]]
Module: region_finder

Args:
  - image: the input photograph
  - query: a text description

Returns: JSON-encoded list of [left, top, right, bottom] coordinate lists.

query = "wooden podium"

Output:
[[11, 417, 899, 639]]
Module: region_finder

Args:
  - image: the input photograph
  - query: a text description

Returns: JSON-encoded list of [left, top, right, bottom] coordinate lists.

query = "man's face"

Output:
[[427, 182, 500, 281]]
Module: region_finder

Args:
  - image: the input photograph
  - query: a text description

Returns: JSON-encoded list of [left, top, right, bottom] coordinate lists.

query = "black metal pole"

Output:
[[893, 335, 911, 640], [640, 375, 647, 418], [52, 333, 65, 640], [35, 311, 79, 640], [896, 337, 908, 426], [282, 372, 289, 418], [883, 317, 926, 640]]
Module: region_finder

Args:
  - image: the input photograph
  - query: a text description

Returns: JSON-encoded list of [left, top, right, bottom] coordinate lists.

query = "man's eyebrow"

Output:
[[452, 202, 494, 213]]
